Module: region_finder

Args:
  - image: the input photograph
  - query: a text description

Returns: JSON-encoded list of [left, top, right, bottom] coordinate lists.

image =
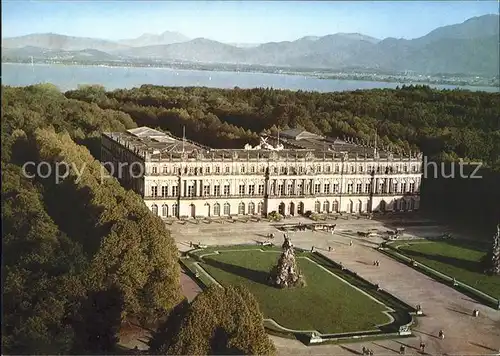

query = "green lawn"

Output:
[[393, 240, 500, 297], [197, 249, 391, 334]]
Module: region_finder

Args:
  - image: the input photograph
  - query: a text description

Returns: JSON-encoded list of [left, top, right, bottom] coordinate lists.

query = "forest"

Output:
[[65, 83, 500, 168], [1, 83, 499, 354], [1, 84, 275, 355]]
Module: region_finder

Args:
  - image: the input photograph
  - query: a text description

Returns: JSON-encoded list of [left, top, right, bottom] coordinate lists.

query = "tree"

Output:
[[165, 286, 276, 355], [72, 287, 124, 354], [484, 224, 500, 275]]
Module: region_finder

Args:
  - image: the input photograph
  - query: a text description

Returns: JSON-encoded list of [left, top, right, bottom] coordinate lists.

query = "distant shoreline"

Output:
[[2, 61, 499, 91]]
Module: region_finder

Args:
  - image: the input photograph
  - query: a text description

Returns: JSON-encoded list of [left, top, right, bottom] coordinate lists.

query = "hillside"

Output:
[[2, 14, 499, 75]]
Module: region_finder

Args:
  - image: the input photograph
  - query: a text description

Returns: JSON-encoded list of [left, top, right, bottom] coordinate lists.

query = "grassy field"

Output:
[[392, 240, 500, 297], [196, 248, 391, 334]]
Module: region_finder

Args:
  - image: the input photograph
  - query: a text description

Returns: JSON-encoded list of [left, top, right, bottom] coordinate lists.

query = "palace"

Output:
[[101, 127, 422, 219]]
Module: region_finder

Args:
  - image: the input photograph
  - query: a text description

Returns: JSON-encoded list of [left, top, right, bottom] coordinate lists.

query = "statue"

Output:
[[484, 224, 500, 275], [268, 236, 306, 288]]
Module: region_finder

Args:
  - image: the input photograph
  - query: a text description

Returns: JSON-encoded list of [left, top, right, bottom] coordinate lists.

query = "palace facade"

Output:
[[101, 127, 422, 219]]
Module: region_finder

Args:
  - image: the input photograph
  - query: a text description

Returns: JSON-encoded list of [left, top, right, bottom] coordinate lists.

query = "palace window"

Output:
[[401, 182, 407, 193], [258, 184, 264, 195], [172, 203, 178, 217], [151, 186, 158, 197], [225, 166, 230, 174], [314, 201, 321, 213], [359, 165, 363, 173], [409, 182, 415, 193], [162, 204, 168, 217], [152, 166, 157, 174], [248, 184, 255, 195], [298, 183, 303, 195], [172, 186, 178, 196], [324, 183, 330, 194], [189, 167, 194, 174], [240, 166, 246, 174], [213, 203, 220, 216], [392, 182, 398, 193], [187, 185, 195, 197], [214, 185, 221, 196], [257, 202, 263, 214], [323, 201, 330, 213], [224, 184, 230, 196], [403, 165, 408, 173], [259, 166, 265, 173], [314, 183, 321, 195], [299, 166, 304, 174], [161, 186, 168, 197], [273, 167, 278, 174], [250, 165, 256, 173], [287, 184, 293, 195], [356, 183, 362, 194], [205, 167, 211, 174], [333, 183, 339, 193], [365, 183, 371, 194], [238, 202, 245, 215], [281, 166, 287, 174], [163, 166, 168, 174], [248, 202, 255, 215], [151, 204, 158, 215], [215, 166, 221, 174], [325, 165, 331, 173], [203, 185, 210, 196], [335, 165, 340, 173], [239, 185, 245, 195], [350, 166, 355, 173], [347, 183, 353, 194], [278, 184, 284, 195], [317, 165, 322, 173], [223, 203, 231, 216]]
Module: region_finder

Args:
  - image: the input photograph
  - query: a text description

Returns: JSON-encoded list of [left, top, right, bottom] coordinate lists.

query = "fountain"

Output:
[[268, 235, 306, 288]]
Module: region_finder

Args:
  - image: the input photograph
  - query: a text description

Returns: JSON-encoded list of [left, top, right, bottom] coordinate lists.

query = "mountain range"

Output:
[[2, 14, 499, 76]]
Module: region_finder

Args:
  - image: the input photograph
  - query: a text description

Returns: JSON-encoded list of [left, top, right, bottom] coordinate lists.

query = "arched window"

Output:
[[257, 202, 263, 215], [151, 204, 158, 215], [162, 204, 168, 217], [172, 203, 178, 217], [323, 201, 330, 213], [248, 202, 255, 215], [332, 201, 339, 213], [213, 203, 220, 216], [238, 202, 245, 215], [223, 202, 231, 216], [314, 201, 321, 213]]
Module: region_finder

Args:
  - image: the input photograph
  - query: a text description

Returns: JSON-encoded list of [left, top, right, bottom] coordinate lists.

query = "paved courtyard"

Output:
[[171, 216, 500, 356]]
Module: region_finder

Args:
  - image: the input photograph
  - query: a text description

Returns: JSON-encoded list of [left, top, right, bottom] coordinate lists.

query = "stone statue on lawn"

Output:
[[484, 224, 500, 275], [269, 235, 306, 288]]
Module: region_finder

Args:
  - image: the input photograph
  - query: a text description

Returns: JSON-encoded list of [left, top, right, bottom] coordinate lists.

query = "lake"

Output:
[[2, 63, 498, 93]]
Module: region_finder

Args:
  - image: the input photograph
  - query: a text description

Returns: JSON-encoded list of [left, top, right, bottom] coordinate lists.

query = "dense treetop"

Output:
[[1, 84, 182, 353], [65, 84, 500, 168]]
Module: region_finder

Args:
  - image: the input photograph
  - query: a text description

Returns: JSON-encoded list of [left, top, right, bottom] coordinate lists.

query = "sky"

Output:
[[2, 1, 498, 43]]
